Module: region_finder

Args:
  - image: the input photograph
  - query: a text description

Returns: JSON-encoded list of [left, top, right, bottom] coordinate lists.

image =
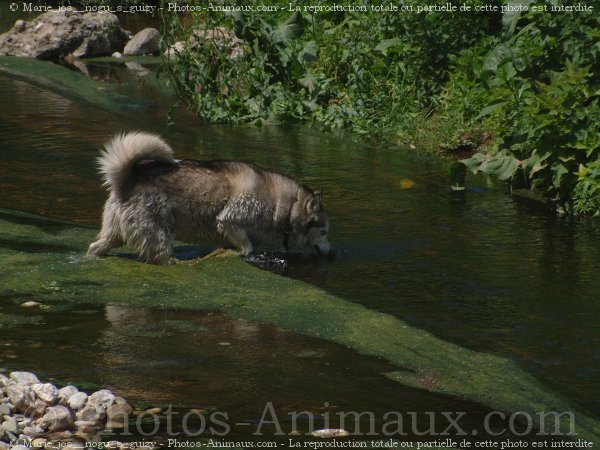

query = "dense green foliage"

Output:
[[159, 0, 600, 215], [159, 0, 500, 140], [453, 6, 600, 215]]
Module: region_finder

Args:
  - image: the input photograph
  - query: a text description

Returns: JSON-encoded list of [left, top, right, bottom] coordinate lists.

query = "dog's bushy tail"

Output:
[[98, 131, 175, 194]]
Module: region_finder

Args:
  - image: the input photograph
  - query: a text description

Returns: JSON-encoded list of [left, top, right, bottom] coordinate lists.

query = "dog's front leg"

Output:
[[216, 221, 253, 256]]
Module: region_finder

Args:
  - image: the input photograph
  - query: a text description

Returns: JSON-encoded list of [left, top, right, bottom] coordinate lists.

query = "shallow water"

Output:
[[1, 60, 599, 443]]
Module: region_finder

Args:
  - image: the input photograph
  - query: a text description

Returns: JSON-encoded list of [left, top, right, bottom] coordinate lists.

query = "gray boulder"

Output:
[[87, 390, 115, 410], [75, 404, 105, 424], [0, 11, 130, 59], [0, 416, 19, 434], [123, 28, 160, 56], [9, 372, 39, 385], [32, 398, 49, 419], [32, 383, 59, 404], [75, 389, 114, 423], [68, 392, 88, 412], [6, 383, 35, 414], [165, 27, 244, 60], [106, 402, 133, 429], [0, 403, 11, 415], [58, 385, 79, 406], [38, 405, 73, 432]]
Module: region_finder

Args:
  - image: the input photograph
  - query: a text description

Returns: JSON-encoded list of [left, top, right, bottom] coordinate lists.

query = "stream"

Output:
[[0, 56, 599, 445]]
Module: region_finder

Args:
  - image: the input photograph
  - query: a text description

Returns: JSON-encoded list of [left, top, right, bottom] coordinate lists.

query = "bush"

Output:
[[459, 4, 600, 214], [159, 0, 501, 143]]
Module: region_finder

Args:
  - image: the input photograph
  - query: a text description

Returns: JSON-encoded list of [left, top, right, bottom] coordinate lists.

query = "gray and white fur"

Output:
[[87, 132, 333, 264]]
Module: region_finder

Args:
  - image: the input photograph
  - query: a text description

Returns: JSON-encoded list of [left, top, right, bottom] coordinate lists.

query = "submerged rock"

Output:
[[106, 402, 133, 429], [0, 11, 130, 59], [20, 301, 42, 308]]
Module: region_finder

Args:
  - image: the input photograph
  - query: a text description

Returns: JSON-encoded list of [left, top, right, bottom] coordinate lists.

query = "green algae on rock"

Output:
[[0, 208, 598, 442]]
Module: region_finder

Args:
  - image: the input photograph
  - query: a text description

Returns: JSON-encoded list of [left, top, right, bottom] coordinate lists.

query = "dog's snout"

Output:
[[327, 249, 336, 260], [314, 245, 322, 256]]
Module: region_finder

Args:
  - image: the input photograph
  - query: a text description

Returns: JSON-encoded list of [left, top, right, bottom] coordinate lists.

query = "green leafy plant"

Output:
[[458, 3, 600, 214], [159, 0, 500, 144]]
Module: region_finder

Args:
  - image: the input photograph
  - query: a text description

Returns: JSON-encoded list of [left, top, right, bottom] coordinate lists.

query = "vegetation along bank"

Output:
[[155, 0, 600, 215]]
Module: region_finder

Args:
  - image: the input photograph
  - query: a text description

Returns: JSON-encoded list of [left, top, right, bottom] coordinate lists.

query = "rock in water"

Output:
[[309, 428, 350, 438], [106, 402, 133, 429], [123, 28, 160, 56], [0, 11, 130, 59]]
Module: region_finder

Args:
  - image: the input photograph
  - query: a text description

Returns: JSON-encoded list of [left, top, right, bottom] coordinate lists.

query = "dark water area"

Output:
[[1, 60, 599, 442]]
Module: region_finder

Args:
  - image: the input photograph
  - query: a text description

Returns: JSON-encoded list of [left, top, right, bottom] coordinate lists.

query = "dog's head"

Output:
[[291, 188, 334, 258]]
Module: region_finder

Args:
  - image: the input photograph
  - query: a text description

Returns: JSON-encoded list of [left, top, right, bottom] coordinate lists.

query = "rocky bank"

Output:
[[0, 371, 138, 449], [0, 11, 160, 59]]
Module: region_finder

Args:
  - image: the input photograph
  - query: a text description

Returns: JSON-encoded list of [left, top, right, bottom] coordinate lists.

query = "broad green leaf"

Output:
[[483, 44, 514, 73], [461, 153, 519, 181], [475, 101, 508, 120], [479, 155, 519, 180], [299, 41, 319, 63], [502, 0, 535, 37], [272, 12, 305, 43], [374, 38, 403, 55]]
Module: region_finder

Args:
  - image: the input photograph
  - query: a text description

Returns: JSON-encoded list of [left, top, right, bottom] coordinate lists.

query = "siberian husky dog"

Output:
[[87, 132, 333, 264]]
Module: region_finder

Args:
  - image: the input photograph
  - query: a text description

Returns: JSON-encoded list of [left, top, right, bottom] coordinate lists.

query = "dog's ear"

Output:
[[306, 189, 323, 213]]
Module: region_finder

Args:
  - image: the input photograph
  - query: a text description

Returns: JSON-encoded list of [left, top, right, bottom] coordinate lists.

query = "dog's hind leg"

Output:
[[119, 195, 176, 265], [137, 232, 174, 265]]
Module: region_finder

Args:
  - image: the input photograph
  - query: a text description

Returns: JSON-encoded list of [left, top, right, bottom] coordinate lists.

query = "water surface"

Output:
[[0, 61, 599, 442]]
